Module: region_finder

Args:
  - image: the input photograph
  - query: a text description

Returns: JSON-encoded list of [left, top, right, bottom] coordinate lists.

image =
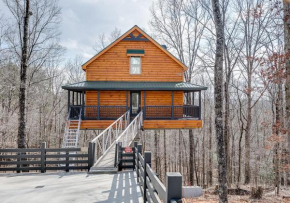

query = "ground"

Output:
[[184, 186, 290, 203], [0, 171, 142, 203]]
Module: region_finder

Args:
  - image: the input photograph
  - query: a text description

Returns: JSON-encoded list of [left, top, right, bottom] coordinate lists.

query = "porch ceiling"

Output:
[[62, 81, 208, 91]]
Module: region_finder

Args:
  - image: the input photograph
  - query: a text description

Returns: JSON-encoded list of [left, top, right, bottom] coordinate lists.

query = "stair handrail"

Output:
[[62, 108, 71, 147], [91, 110, 130, 166], [74, 108, 82, 147], [115, 110, 143, 147]]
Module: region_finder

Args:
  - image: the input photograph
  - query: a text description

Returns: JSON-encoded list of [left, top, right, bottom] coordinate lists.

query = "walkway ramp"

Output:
[[89, 111, 143, 174]]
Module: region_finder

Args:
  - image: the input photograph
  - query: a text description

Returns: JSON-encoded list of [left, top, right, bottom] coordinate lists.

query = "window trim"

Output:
[[129, 56, 142, 75]]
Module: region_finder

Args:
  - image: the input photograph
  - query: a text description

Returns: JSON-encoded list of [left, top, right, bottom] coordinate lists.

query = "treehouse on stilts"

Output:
[[61, 25, 207, 172]]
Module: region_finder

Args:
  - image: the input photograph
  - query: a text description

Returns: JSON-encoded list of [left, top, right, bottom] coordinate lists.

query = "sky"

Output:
[[0, 0, 155, 62]]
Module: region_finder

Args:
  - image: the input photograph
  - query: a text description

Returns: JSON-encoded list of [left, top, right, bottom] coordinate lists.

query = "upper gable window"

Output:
[[130, 57, 141, 75]]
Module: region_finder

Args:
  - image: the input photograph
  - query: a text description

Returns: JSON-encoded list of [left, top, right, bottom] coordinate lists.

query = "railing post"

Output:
[[143, 91, 146, 120], [171, 91, 174, 120], [88, 142, 95, 170], [97, 91, 100, 120], [143, 151, 151, 203], [199, 90, 201, 120], [118, 142, 122, 171], [66, 151, 69, 172], [82, 91, 85, 119], [137, 144, 142, 182], [41, 142, 46, 173], [166, 172, 182, 203], [133, 142, 137, 170], [114, 142, 119, 167]]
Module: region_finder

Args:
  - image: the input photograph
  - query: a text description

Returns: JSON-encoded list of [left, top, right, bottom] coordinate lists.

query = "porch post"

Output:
[[82, 91, 85, 119], [76, 92, 79, 105], [199, 90, 201, 120], [143, 91, 146, 120], [192, 91, 195, 105], [68, 90, 70, 112], [126, 91, 128, 111], [171, 91, 174, 120], [97, 91, 100, 120], [72, 91, 74, 105]]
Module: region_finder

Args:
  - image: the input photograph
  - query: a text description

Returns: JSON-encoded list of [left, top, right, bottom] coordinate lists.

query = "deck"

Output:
[[0, 171, 142, 203]]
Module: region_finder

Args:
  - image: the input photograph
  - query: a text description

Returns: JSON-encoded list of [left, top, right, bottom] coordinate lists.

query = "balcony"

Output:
[[69, 105, 201, 120]]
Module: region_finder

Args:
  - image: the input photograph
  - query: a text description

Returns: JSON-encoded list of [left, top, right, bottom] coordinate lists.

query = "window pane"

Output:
[[131, 57, 140, 64], [130, 57, 141, 74]]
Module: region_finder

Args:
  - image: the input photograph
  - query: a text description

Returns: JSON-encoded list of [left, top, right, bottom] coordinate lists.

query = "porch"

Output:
[[69, 105, 201, 120], [62, 81, 207, 129]]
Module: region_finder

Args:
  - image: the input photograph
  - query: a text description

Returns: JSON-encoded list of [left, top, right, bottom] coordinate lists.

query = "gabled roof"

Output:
[[82, 25, 188, 71], [62, 81, 208, 91]]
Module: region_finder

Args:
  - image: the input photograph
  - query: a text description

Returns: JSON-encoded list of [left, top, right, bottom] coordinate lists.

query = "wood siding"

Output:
[[78, 120, 115, 129], [143, 120, 203, 129], [85, 91, 183, 107], [86, 31, 184, 82], [85, 91, 127, 106], [70, 120, 203, 130]]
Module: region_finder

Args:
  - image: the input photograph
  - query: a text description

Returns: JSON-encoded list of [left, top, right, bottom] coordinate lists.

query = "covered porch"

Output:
[[62, 81, 207, 129]]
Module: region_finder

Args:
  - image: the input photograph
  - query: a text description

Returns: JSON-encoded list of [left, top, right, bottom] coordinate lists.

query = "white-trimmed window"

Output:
[[130, 56, 141, 74]]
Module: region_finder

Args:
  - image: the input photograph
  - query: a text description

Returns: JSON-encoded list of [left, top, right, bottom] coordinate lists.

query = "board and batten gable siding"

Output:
[[85, 31, 184, 82]]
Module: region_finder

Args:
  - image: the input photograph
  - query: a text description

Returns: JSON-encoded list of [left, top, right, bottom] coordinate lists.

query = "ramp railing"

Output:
[[116, 110, 143, 147], [90, 110, 130, 166]]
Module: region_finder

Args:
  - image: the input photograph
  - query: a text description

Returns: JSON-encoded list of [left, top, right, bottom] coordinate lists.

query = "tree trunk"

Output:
[[208, 115, 213, 186], [244, 73, 252, 184], [212, 0, 228, 201], [18, 0, 30, 149], [283, 1, 290, 186], [189, 129, 194, 185], [164, 130, 167, 180], [224, 81, 231, 187]]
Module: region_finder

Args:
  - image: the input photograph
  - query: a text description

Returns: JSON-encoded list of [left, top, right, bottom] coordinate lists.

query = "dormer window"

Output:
[[130, 56, 141, 74]]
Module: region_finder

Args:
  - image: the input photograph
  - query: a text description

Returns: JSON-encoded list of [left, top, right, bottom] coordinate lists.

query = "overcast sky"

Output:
[[0, 0, 155, 62]]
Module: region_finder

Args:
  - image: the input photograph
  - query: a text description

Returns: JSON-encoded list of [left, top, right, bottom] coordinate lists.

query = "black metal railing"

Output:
[[69, 105, 201, 120], [144, 105, 200, 120], [69, 106, 82, 119], [69, 106, 127, 120]]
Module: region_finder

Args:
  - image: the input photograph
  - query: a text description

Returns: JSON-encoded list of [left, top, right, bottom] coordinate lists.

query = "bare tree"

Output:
[[212, 0, 228, 202], [4, 0, 62, 148], [93, 27, 121, 52]]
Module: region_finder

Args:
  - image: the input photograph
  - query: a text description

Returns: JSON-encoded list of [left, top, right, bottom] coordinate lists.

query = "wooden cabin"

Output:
[[62, 25, 207, 130]]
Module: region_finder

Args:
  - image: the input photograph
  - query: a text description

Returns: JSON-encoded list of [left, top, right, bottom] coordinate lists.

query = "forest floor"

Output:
[[184, 185, 290, 203]]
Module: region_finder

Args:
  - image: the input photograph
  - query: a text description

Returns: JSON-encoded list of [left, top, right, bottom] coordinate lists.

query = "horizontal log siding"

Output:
[[85, 91, 183, 107], [85, 37, 184, 82], [86, 91, 127, 106], [75, 119, 203, 130], [144, 120, 203, 129], [79, 120, 115, 129]]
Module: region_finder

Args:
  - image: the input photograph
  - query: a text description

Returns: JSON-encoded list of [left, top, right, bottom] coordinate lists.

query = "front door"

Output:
[[130, 91, 141, 116]]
